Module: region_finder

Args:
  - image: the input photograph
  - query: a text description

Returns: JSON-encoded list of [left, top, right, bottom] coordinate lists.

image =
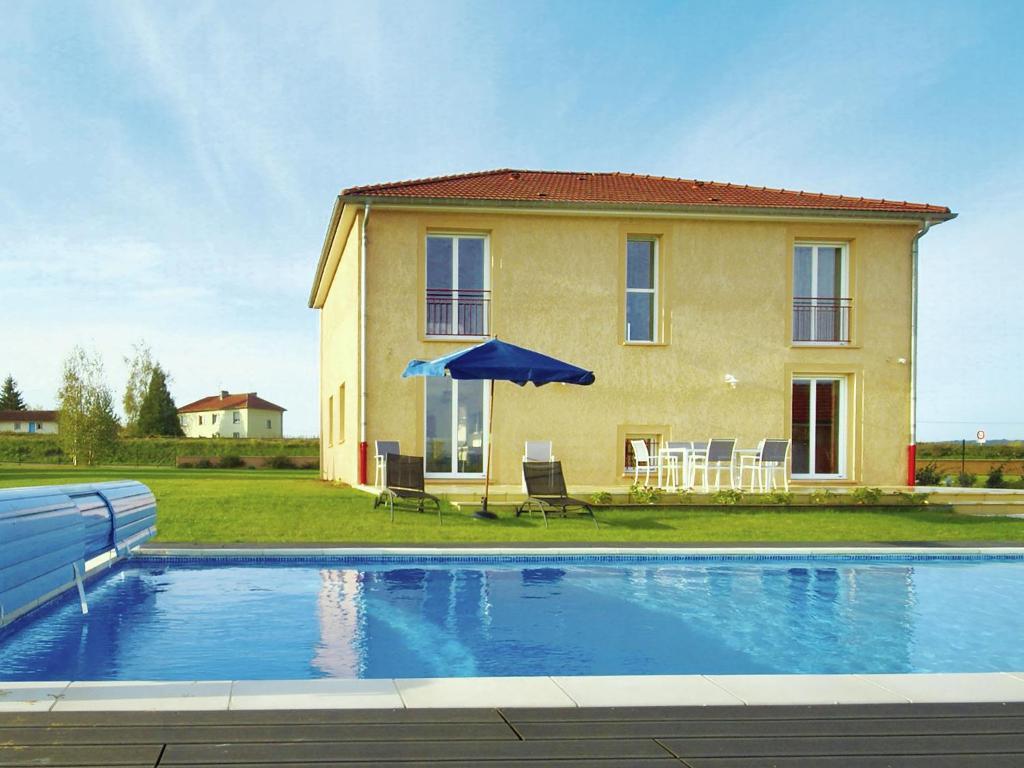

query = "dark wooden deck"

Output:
[[3, 702, 1024, 767]]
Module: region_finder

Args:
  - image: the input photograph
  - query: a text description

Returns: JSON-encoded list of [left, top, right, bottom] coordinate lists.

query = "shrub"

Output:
[[628, 483, 662, 504], [195, 458, 213, 469], [588, 490, 612, 505], [178, 461, 194, 469], [711, 489, 743, 505], [893, 491, 930, 505], [218, 455, 244, 469], [268, 455, 296, 469], [810, 488, 838, 504], [756, 491, 794, 505], [957, 471, 976, 487], [986, 465, 1006, 489], [850, 487, 883, 505], [915, 462, 942, 486]]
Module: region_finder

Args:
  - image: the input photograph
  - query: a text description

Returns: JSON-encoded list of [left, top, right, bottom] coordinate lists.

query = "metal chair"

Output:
[[373, 453, 442, 523], [518, 460, 597, 528], [690, 438, 737, 491]]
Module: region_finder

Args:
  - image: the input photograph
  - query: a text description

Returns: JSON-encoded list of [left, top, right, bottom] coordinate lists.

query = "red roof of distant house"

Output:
[[0, 410, 57, 422], [178, 393, 286, 414], [342, 169, 951, 216]]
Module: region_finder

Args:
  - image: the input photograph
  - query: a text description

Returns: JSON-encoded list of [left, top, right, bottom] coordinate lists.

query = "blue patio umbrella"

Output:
[[402, 338, 595, 517]]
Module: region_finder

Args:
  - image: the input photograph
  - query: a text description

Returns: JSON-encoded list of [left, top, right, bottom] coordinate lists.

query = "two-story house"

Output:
[[309, 170, 953, 491], [177, 391, 285, 438]]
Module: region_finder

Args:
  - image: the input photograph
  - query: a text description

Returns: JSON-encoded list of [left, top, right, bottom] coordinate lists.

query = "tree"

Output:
[[122, 341, 155, 433], [136, 365, 185, 437], [57, 347, 120, 466], [0, 375, 27, 410]]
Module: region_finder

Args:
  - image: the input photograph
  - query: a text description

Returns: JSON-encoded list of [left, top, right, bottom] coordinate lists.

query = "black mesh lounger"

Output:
[[373, 453, 442, 523], [518, 460, 598, 528]]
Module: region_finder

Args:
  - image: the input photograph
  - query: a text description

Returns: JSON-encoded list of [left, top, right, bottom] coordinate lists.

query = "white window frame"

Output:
[[232, 411, 241, 424], [625, 237, 659, 344], [424, 378, 489, 479], [425, 233, 490, 340], [792, 242, 850, 346], [791, 376, 848, 480]]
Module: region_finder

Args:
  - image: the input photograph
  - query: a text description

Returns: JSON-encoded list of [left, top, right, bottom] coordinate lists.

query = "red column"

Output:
[[907, 444, 916, 487], [358, 441, 368, 485]]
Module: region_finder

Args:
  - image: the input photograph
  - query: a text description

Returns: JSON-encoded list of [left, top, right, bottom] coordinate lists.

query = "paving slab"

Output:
[[53, 680, 233, 711], [229, 678, 404, 710], [0, 681, 69, 712], [861, 672, 1024, 703], [704, 674, 910, 705], [395, 676, 576, 708], [552, 675, 744, 707]]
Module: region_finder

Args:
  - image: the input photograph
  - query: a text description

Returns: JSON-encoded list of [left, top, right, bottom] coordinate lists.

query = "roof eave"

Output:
[[308, 196, 345, 309], [338, 193, 955, 223]]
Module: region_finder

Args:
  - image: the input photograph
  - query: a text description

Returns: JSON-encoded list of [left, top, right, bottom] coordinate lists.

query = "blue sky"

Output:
[[1, 0, 1022, 439]]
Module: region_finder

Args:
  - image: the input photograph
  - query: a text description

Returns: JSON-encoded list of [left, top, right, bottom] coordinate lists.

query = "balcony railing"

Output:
[[792, 297, 852, 343], [426, 288, 490, 337]]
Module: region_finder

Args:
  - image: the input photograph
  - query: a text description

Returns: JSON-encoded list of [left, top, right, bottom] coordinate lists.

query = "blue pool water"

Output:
[[2, 554, 1023, 680]]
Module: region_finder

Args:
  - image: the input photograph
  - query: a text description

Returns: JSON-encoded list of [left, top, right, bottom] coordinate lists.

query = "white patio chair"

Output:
[[738, 439, 766, 491], [373, 440, 400, 489], [629, 439, 658, 486], [659, 441, 689, 489], [759, 439, 791, 492], [690, 438, 737, 492]]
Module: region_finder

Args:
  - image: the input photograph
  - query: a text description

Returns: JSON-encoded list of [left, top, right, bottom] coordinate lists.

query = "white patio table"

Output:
[[657, 445, 691, 490]]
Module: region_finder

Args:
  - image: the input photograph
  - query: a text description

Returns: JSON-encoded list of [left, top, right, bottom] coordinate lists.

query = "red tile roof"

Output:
[[178, 393, 286, 414], [343, 169, 951, 216], [0, 410, 57, 422]]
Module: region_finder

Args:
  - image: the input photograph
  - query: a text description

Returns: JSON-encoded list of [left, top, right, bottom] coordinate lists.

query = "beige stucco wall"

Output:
[[180, 407, 283, 438], [319, 212, 362, 481], [319, 206, 920, 489], [0, 419, 58, 434]]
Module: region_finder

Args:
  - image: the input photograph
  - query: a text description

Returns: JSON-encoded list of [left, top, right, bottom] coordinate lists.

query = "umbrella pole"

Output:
[[482, 378, 495, 513]]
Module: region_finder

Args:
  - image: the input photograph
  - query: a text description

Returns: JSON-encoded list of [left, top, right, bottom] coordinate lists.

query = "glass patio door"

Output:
[[425, 378, 486, 477], [791, 377, 846, 478]]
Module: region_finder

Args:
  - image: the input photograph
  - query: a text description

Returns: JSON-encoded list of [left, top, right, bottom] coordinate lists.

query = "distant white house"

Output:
[[177, 391, 285, 438], [0, 410, 59, 434]]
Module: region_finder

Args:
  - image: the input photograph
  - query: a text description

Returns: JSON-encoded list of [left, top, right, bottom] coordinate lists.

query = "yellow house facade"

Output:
[[177, 391, 285, 438], [309, 170, 953, 492]]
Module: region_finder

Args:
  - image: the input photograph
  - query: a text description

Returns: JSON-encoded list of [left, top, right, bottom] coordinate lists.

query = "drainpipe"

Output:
[[358, 202, 370, 485], [908, 219, 933, 487]]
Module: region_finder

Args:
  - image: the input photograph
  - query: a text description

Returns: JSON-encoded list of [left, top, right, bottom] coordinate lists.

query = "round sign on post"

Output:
[[976, 429, 986, 445]]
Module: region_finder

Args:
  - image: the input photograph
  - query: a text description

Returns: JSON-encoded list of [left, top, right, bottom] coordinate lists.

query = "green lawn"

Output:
[[2, 464, 1022, 545]]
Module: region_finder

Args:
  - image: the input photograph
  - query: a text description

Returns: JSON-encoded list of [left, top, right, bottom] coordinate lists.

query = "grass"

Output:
[[2, 463, 1023, 545]]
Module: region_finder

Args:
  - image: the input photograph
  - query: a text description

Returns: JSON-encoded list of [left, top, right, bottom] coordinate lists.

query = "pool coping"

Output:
[[6, 545, 1024, 712]]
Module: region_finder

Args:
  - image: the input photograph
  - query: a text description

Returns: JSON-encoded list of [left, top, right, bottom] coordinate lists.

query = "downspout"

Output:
[[908, 219, 933, 486], [358, 202, 370, 485]]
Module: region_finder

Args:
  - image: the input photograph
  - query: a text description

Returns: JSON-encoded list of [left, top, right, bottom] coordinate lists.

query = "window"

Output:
[[179, 415, 187, 426], [198, 415, 204, 425], [327, 396, 334, 446], [232, 411, 240, 424], [791, 377, 847, 478], [793, 243, 850, 343], [426, 234, 489, 337], [626, 238, 658, 342], [623, 434, 662, 473], [233, 432, 240, 438], [266, 419, 272, 429], [13, 422, 20, 431], [425, 378, 486, 476], [212, 414, 218, 424], [337, 383, 345, 444]]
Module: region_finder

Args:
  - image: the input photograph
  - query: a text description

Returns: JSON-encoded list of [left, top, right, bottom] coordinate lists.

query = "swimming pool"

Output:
[[2, 552, 1023, 681]]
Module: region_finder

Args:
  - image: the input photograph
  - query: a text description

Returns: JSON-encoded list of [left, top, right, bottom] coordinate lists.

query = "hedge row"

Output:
[[0, 434, 319, 466], [916, 441, 1024, 460]]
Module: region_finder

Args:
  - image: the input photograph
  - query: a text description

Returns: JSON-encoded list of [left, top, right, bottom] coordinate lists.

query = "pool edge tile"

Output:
[[395, 676, 577, 709], [552, 675, 745, 707], [54, 680, 233, 711], [0, 681, 70, 712], [857, 672, 1024, 704], [704, 674, 912, 705], [228, 678, 404, 710]]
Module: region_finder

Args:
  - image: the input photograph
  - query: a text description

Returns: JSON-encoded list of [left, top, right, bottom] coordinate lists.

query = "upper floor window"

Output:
[[626, 237, 658, 343], [793, 243, 850, 344], [212, 414, 218, 424], [232, 411, 241, 424], [426, 234, 489, 337], [198, 415, 204, 425]]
